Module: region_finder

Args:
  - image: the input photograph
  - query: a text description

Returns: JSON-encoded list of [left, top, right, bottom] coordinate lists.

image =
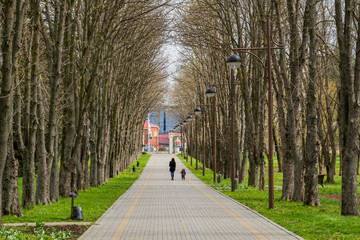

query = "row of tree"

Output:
[[171, 0, 360, 216], [0, 0, 169, 224]]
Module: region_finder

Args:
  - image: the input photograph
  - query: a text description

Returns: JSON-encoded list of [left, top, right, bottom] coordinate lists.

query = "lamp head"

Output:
[[226, 54, 242, 70], [194, 107, 202, 116], [205, 88, 216, 98]]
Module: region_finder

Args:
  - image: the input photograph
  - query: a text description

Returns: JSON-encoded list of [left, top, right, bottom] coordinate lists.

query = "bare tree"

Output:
[[335, 0, 360, 216], [304, 0, 320, 206]]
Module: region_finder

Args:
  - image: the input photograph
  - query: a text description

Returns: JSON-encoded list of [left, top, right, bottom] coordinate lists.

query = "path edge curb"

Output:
[[78, 155, 151, 238], [178, 157, 304, 240]]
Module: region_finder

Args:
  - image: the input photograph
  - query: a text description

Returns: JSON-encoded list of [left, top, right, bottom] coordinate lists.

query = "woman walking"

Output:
[[169, 158, 176, 180]]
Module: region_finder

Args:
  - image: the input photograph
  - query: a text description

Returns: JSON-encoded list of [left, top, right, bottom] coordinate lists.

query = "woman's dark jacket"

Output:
[[169, 161, 176, 172]]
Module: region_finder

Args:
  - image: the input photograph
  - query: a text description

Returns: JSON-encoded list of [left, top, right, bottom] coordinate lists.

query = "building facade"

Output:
[[143, 121, 160, 151]]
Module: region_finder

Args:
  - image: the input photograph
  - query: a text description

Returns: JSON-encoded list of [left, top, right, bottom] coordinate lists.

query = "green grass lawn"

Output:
[[179, 154, 360, 240], [3, 154, 151, 224]]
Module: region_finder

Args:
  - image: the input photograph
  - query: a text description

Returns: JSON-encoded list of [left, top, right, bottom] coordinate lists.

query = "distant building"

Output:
[[169, 132, 182, 154], [158, 134, 169, 150], [149, 108, 178, 134], [143, 121, 160, 151]]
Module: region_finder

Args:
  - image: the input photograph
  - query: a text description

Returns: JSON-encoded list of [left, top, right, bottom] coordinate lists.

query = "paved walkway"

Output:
[[79, 154, 302, 240]]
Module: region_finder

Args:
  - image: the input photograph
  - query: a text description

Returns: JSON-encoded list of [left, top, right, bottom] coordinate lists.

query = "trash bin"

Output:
[[234, 178, 238, 189], [68, 192, 84, 221], [72, 206, 84, 220], [217, 174, 222, 183]]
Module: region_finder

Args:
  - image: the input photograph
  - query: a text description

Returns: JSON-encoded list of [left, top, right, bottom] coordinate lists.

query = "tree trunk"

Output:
[[272, 0, 296, 201], [35, 83, 51, 205], [23, 0, 41, 208], [239, 148, 248, 183], [304, 0, 320, 206], [325, 77, 336, 183], [59, 14, 76, 197], [273, 126, 282, 172], [238, 102, 245, 182], [50, 128, 59, 202], [248, 148, 259, 187], [90, 107, 98, 186], [44, 0, 66, 203], [335, 0, 360, 216], [0, 0, 17, 225], [2, 132, 22, 216], [2, 0, 25, 217]]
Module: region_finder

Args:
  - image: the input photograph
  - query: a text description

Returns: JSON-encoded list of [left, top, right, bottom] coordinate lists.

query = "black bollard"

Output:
[[217, 174, 222, 183], [68, 192, 77, 218]]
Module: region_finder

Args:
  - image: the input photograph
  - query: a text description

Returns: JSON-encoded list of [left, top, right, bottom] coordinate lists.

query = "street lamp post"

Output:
[[189, 122, 193, 165], [147, 114, 150, 152], [194, 107, 201, 170], [187, 115, 193, 165], [205, 88, 217, 183], [172, 125, 178, 154], [194, 106, 207, 177], [226, 54, 242, 192], [195, 116, 198, 170], [180, 122, 184, 156], [205, 54, 240, 190], [202, 112, 205, 176], [232, 16, 284, 209], [182, 120, 188, 158], [230, 68, 236, 192]]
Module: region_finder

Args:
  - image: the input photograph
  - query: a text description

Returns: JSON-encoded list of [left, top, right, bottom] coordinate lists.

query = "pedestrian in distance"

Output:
[[169, 158, 176, 180], [181, 168, 186, 180]]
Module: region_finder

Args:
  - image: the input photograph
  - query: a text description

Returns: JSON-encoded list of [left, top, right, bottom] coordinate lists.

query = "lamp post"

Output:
[[182, 119, 188, 158], [187, 115, 193, 165], [226, 54, 242, 192], [172, 125, 178, 154], [175, 125, 180, 154], [202, 111, 205, 176], [193, 106, 206, 176], [147, 114, 150, 152], [194, 107, 201, 170], [205, 88, 217, 183], [205, 55, 241, 189], [231, 16, 284, 209], [180, 122, 184, 156]]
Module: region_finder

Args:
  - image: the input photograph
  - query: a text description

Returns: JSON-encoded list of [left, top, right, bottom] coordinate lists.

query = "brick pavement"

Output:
[[79, 154, 303, 240]]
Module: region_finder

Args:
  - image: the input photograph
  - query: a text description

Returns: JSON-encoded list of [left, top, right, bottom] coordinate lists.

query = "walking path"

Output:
[[79, 154, 302, 240]]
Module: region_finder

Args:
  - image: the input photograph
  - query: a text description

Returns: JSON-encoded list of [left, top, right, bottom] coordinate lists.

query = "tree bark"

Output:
[[2, 0, 25, 217], [273, 126, 282, 172], [23, 0, 41, 208], [335, 0, 360, 216], [304, 0, 320, 206], [50, 127, 59, 202], [59, 13, 76, 196], [43, 0, 67, 203], [2, 132, 22, 216], [35, 83, 50, 205], [0, 0, 17, 225]]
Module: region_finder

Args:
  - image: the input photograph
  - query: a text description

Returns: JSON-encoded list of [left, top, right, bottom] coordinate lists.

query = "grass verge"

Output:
[[178, 154, 360, 240], [1, 154, 150, 239]]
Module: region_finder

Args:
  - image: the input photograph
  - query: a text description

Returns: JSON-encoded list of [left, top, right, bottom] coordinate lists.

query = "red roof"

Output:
[[143, 121, 159, 129], [159, 134, 169, 144]]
